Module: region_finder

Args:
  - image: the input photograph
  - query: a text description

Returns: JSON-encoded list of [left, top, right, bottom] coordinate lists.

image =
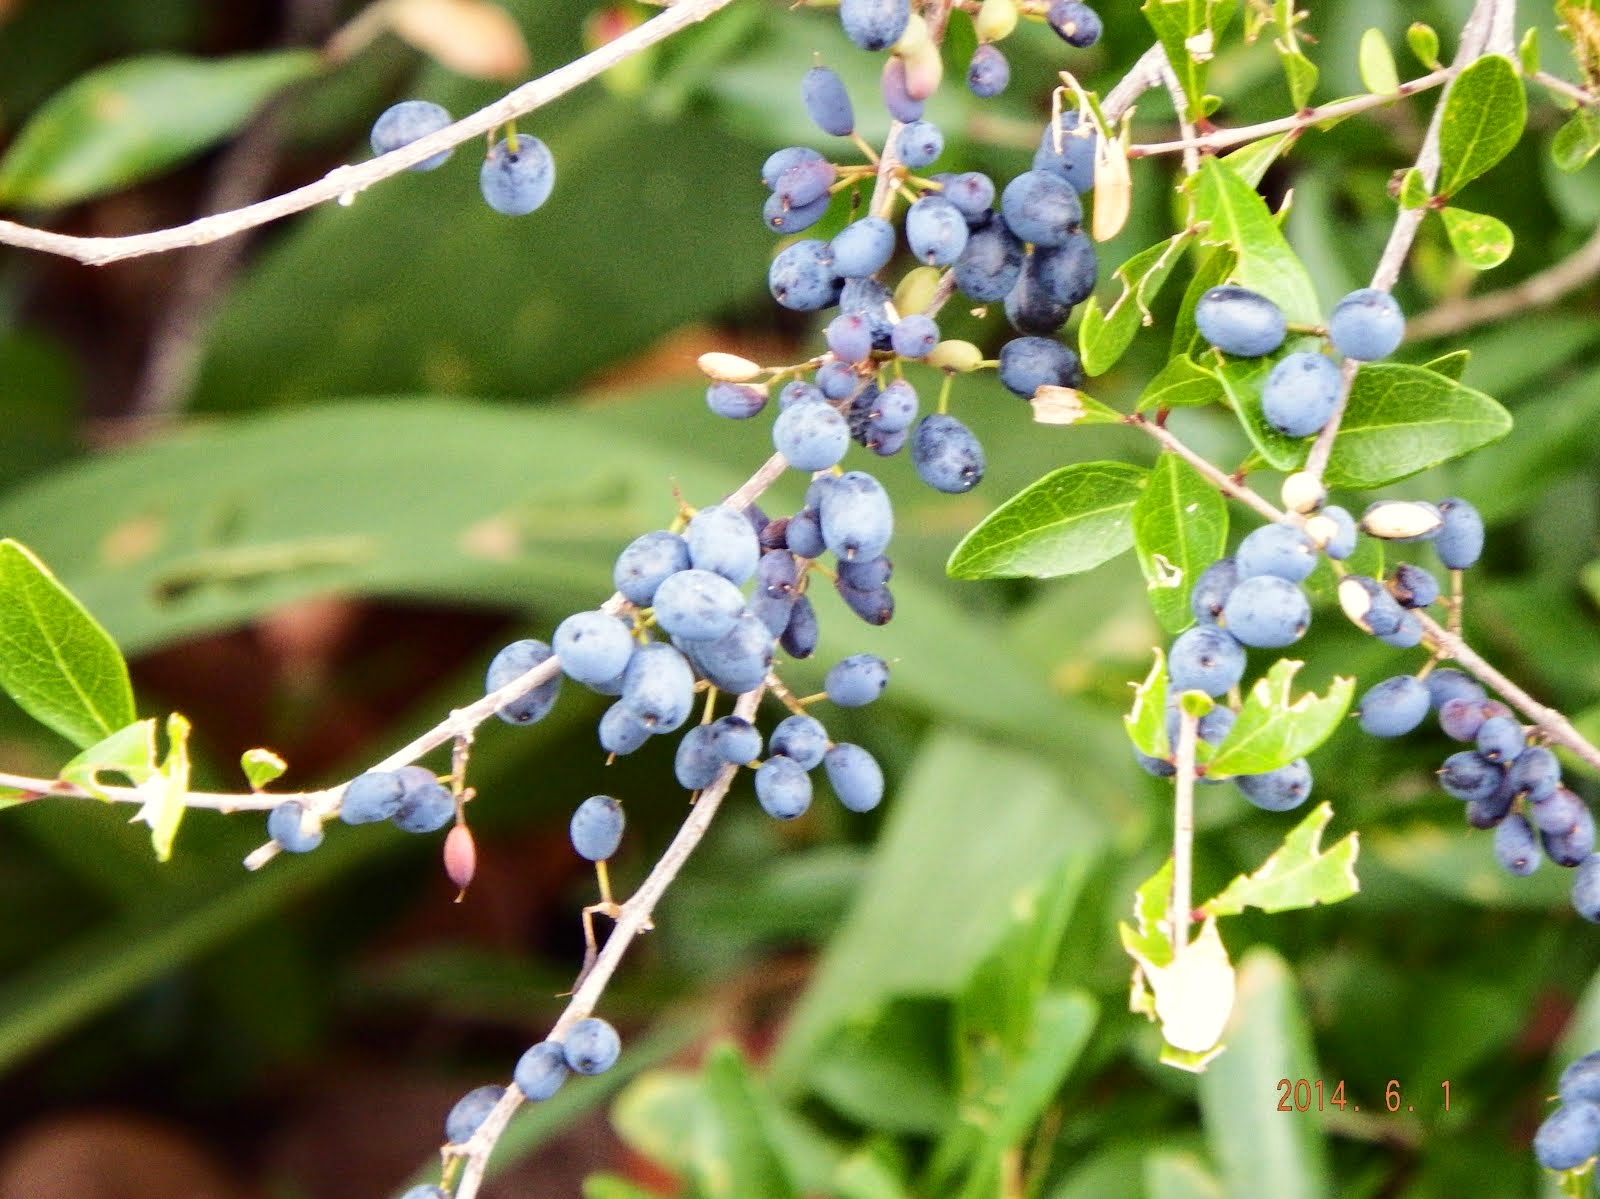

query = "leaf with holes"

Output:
[[1202, 802, 1360, 916], [1206, 660, 1354, 777], [1132, 453, 1228, 634]]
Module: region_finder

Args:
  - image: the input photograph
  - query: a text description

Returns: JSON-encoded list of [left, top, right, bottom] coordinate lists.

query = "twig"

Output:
[[1533, 69, 1600, 109], [445, 685, 766, 1199], [1102, 43, 1167, 122], [1124, 414, 1285, 525], [0, 0, 740, 266], [1302, 0, 1508, 487], [1156, 52, 1201, 178], [1406, 221, 1600, 340]]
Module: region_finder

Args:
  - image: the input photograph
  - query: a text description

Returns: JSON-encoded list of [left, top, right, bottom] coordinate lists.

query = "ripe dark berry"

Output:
[[1235, 523, 1318, 582], [1328, 287, 1404, 361], [839, 0, 911, 51], [1221, 575, 1310, 648], [802, 65, 854, 137], [1236, 758, 1313, 811], [910, 413, 984, 493], [1262, 351, 1340, 437], [1493, 812, 1541, 876], [267, 800, 322, 853], [480, 136, 555, 216], [1195, 285, 1287, 358], [1000, 170, 1082, 248], [445, 1085, 503, 1144], [562, 1016, 622, 1075], [1047, 0, 1102, 46], [486, 639, 562, 725], [1357, 675, 1430, 737], [967, 43, 1010, 97], [1434, 497, 1485, 569], [825, 654, 889, 707], [1168, 626, 1246, 697], [514, 1041, 569, 1101], [825, 742, 884, 812], [756, 755, 812, 819], [370, 100, 453, 170], [570, 795, 624, 861]]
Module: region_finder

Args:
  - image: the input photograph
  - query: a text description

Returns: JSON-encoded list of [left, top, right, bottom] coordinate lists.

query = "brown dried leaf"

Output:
[[387, 0, 531, 81]]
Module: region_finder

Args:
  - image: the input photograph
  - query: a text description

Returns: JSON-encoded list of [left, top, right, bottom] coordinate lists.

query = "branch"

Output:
[[1102, 43, 1167, 122], [1533, 69, 1600, 108], [1170, 705, 1199, 959], [446, 684, 766, 1199], [1406, 221, 1600, 340], [1124, 414, 1286, 525], [0, 0, 740, 266]]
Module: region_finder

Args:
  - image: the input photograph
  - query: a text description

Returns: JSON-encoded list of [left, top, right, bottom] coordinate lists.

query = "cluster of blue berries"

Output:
[[370, 100, 554, 217], [1194, 282, 1405, 439], [1534, 1051, 1600, 1176]]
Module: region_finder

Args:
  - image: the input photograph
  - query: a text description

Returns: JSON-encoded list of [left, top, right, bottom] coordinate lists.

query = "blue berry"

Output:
[[480, 136, 555, 215], [554, 611, 635, 687], [763, 191, 829, 234], [1033, 111, 1096, 193], [268, 800, 322, 853], [837, 555, 892, 589], [802, 65, 854, 137], [709, 715, 763, 765], [1562, 1053, 1600, 1106], [785, 509, 825, 560], [620, 643, 696, 731], [1195, 285, 1287, 357], [1465, 785, 1515, 829], [563, 1016, 621, 1075], [599, 702, 651, 755], [651, 569, 746, 641], [1004, 258, 1074, 335], [686, 504, 760, 585], [1545, 806, 1596, 866], [370, 100, 453, 170], [829, 217, 896, 279], [1531, 786, 1588, 837], [825, 654, 889, 707], [756, 755, 813, 819], [905, 196, 969, 266], [674, 725, 723, 790], [1439, 696, 1506, 743], [1437, 751, 1502, 802], [1474, 715, 1525, 764], [1576, 854, 1600, 922], [750, 550, 798, 635], [839, 0, 910, 51], [840, 277, 894, 345], [1047, 0, 1102, 46], [1534, 1101, 1600, 1170], [774, 399, 851, 471], [771, 714, 829, 768], [1318, 505, 1359, 559], [820, 471, 894, 561], [706, 381, 768, 420], [1377, 611, 1423, 649], [614, 530, 690, 606], [1032, 232, 1098, 307], [835, 576, 895, 625], [680, 610, 773, 694], [1262, 351, 1340, 437], [1221, 575, 1310, 648], [1168, 626, 1246, 697], [967, 43, 1010, 96], [896, 121, 944, 169], [1494, 811, 1542, 876], [445, 1085, 503, 1144], [998, 336, 1081, 398], [570, 795, 624, 861], [880, 56, 924, 123], [1390, 563, 1439, 608], [779, 381, 825, 411], [780, 593, 819, 658], [815, 363, 861, 402], [514, 1040, 569, 1101], [1338, 575, 1405, 637], [392, 771, 454, 834], [1235, 523, 1318, 582], [935, 172, 996, 223], [1357, 675, 1430, 737], [1434, 497, 1484, 569], [1425, 668, 1485, 710], [769, 239, 840, 312], [341, 771, 404, 825], [486, 639, 562, 725], [774, 157, 836, 209], [1000, 170, 1082, 248], [825, 742, 884, 812], [1328, 288, 1404, 361], [890, 316, 939, 360], [762, 147, 825, 189], [1190, 558, 1240, 625], [1507, 746, 1561, 803], [953, 219, 1024, 300], [910, 413, 984, 493], [1236, 758, 1313, 811]]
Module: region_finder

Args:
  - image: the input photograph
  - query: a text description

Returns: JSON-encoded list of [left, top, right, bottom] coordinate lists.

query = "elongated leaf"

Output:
[[0, 51, 319, 207], [58, 719, 157, 797], [1079, 232, 1194, 375], [811, 998, 955, 1134], [1554, 108, 1600, 172], [1323, 365, 1513, 488], [1436, 54, 1527, 198], [946, 462, 1147, 580], [1222, 134, 1297, 188], [0, 539, 136, 749], [1358, 28, 1400, 95], [1133, 453, 1227, 633], [1146, 1152, 1227, 1199], [1407, 22, 1441, 69], [1197, 949, 1329, 1199], [1279, 47, 1318, 110], [1138, 354, 1225, 411], [1202, 803, 1360, 916], [700, 1045, 802, 1199], [1142, 0, 1239, 121], [1125, 649, 1170, 759], [1440, 206, 1514, 269], [1206, 660, 1354, 777], [1192, 157, 1320, 323], [1422, 349, 1470, 380]]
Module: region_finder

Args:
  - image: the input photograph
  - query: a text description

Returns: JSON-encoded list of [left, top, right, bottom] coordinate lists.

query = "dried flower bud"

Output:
[[697, 352, 764, 383], [1360, 500, 1443, 541]]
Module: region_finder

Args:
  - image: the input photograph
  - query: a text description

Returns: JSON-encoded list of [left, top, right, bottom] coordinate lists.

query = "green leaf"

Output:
[[1124, 649, 1170, 760], [1205, 660, 1355, 777], [1079, 232, 1195, 376], [1201, 803, 1361, 916], [1398, 167, 1431, 210], [1279, 47, 1318, 110], [0, 51, 320, 207], [1553, 108, 1600, 172], [0, 538, 137, 749], [1436, 54, 1528, 198], [1520, 25, 1541, 76], [1423, 349, 1471, 381], [1132, 453, 1228, 634], [1141, 0, 1240, 122], [945, 462, 1147, 580], [700, 1044, 802, 1199], [613, 1070, 707, 1176], [584, 1177, 663, 1199], [58, 718, 158, 798], [811, 999, 956, 1134], [145, 712, 192, 862], [1323, 365, 1513, 488], [1120, 858, 1175, 972], [1192, 157, 1320, 323], [1222, 134, 1297, 188], [1439, 206, 1514, 269], [1172, 247, 1237, 357], [240, 747, 288, 790], [1212, 356, 1311, 472], [1197, 949, 1330, 1199], [834, 1142, 913, 1199], [1358, 28, 1400, 95], [1365, 822, 1575, 908], [1407, 22, 1442, 69], [1146, 1151, 1227, 1199], [1138, 354, 1225, 411]]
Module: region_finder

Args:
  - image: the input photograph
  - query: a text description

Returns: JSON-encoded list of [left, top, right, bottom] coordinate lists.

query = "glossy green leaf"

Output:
[[0, 51, 319, 207], [1206, 660, 1354, 777], [0, 539, 136, 750], [1132, 453, 1228, 633], [700, 1045, 802, 1199], [1422, 349, 1471, 380], [946, 462, 1147, 580], [240, 747, 287, 790], [1222, 134, 1297, 189], [1192, 157, 1320, 323], [1407, 22, 1441, 69], [1201, 803, 1360, 917], [58, 719, 157, 798], [1323, 365, 1513, 488], [1141, 0, 1240, 121], [1124, 649, 1170, 759], [1079, 231, 1194, 376], [1519, 25, 1541, 75], [1398, 167, 1431, 209], [1279, 47, 1318, 110], [1213, 357, 1311, 472], [1553, 108, 1600, 172], [1197, 949, 1329, 1199], [1439, 206, 1514, 269], [1138, 354, 1225, 411], [1436, 54, 1527, 198], [1358, 28, 1400, 95]]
